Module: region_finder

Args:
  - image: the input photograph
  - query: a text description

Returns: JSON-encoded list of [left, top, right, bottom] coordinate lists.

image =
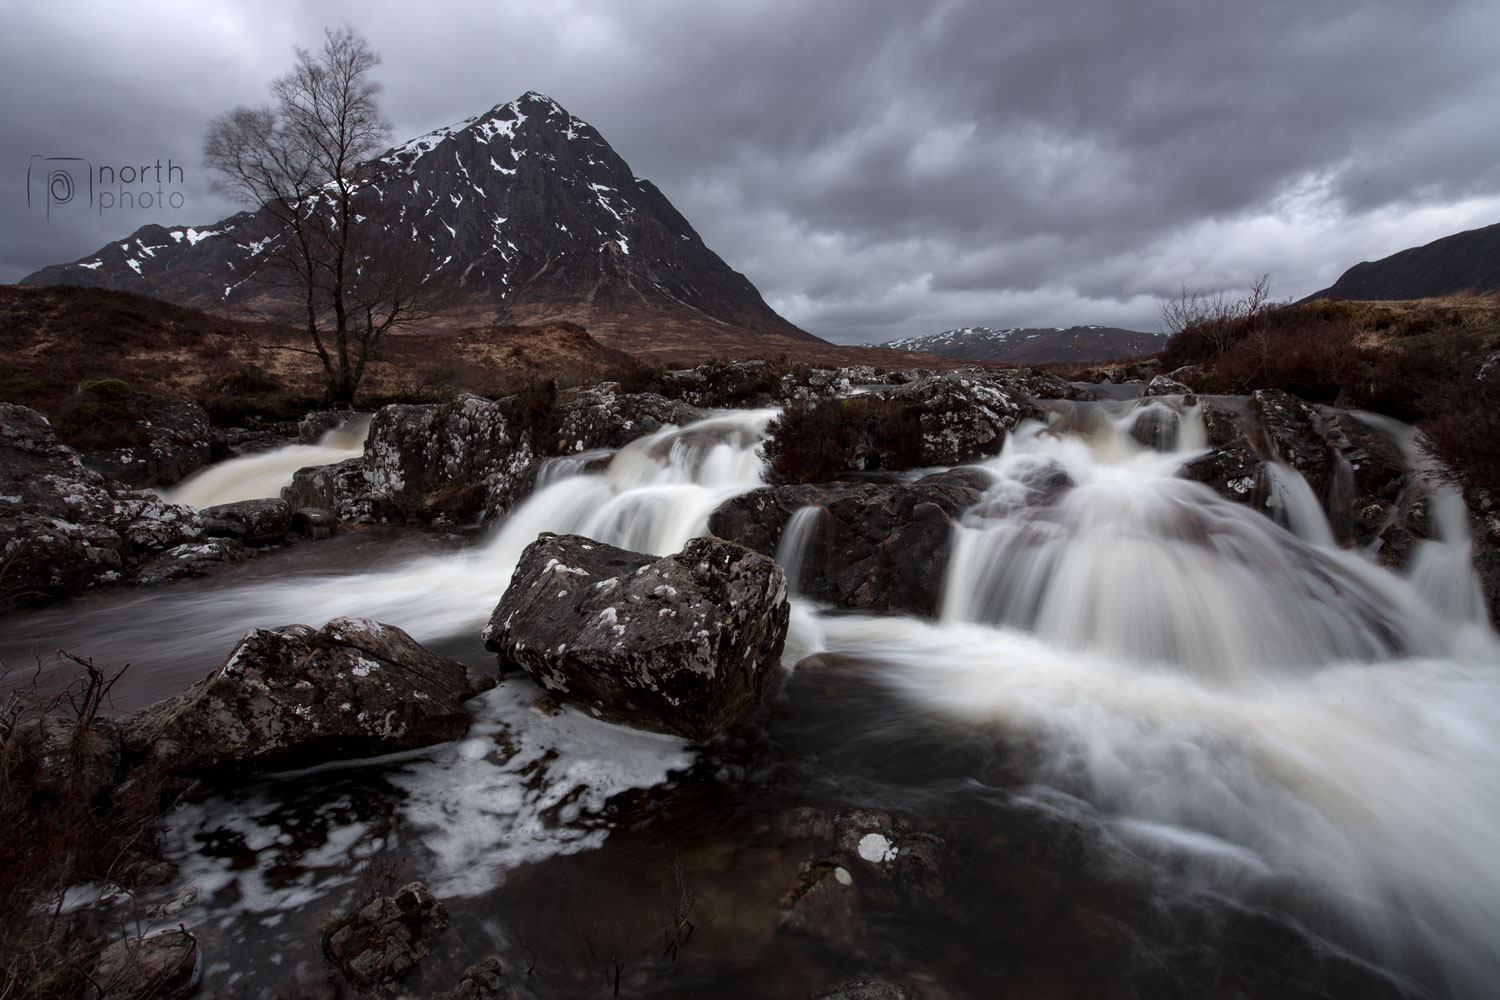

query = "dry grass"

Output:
[[1162, 292, 1500, 489], [0, 653, 167, 1000]]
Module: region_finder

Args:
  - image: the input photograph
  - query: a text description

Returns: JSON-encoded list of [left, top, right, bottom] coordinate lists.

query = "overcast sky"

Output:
[[5, 0, 1499, 344]]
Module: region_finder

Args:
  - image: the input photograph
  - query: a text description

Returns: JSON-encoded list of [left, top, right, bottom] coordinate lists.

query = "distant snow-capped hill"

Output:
[[22, 91, 815, 357], [870, 325, 1165, 363]]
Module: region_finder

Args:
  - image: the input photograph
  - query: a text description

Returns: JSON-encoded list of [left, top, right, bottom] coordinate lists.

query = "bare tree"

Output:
[[204, 28, 434, 405], [1159, 274, 1272, 359]]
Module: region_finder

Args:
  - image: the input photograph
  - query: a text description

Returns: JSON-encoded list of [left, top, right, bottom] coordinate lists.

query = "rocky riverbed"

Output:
[[3, 359, 1498, 999]]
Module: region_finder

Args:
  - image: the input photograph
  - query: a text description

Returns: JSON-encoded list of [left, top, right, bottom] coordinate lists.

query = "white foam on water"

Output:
[[788, 399, 1500, 997], [387, 680, 694, 898]]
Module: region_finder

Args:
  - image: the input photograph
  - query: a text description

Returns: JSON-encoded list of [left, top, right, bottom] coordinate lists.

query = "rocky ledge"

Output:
[[1, 403, 203, 603]]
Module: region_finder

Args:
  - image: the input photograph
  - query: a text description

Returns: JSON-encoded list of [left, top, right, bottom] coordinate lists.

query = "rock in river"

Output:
[[483, 533, 789, 742], [122, 617, 475, 782]]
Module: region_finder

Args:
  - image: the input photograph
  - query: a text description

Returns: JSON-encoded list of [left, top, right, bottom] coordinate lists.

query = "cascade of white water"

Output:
[[808, 396, 1500, 997], [11, 393, 1498, 997], [163, 416, 372, 508], [164, 409, 779, 644], [1353, 410, 1492, 631], [775, 506, 824, 596], [940, 403, 1456, 676]]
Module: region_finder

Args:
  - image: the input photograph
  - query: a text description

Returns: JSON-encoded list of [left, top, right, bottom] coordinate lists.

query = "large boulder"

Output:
[[549, 385, 702, 453], [282, 456, 399, 524], [359, 388, 702, 525], [705, 484, 837, 557], [0, 403, 202, 604], [710, 468, 991, 616], [80, 397, 212, 489], [483, 533, 789, 742], [121, 617, 475, 782], [364, 393, 537, 524], [877, 371, 1048, 467]]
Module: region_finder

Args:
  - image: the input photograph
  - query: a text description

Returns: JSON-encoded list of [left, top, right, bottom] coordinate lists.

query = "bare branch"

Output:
[[202, 27, 429, 406]]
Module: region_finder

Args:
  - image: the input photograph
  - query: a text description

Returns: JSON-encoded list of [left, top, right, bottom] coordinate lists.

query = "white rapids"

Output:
[[800, 398, 1500, 998], [163, 416, 372, 508], [7, 397, 1498, 996]]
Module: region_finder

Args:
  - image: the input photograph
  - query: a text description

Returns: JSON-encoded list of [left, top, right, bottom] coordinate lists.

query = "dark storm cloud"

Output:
[[4, 0, 1498, 344]]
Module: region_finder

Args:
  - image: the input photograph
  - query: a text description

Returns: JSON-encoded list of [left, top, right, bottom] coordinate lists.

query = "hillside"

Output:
[[0, 284, 1001, 444], [1310, 221, 1500, 300], [21, 92, 820, 361]]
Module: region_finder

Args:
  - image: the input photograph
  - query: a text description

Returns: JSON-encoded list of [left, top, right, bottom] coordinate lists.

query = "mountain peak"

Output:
[[22, 93, 815, 358]]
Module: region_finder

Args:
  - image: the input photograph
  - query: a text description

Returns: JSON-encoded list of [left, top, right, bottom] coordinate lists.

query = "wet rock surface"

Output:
[[0, 403, 203, 604], [92, 927, 199, 1000], [80, 398, 212, 489], [322, 881, 451, 993], [299, 408, 365, 444], [121, 617, 475, 782], [876, 371, 1048, 466], [132, 538, 249, 585], [1178, 394, 1440, 574], [364, 393, 537, 524], [199, 497, 292, 545], [1128, 400, 1183, 451], [484, 532, 789, 742], [711, 468, 990, 616], [1144, 374, 1194, 397], [550, 384, 702, 452], [281, 456, 396, 524]]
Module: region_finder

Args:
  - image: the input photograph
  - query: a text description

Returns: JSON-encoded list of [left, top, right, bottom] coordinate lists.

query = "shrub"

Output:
[[49, 380, 151, 452], [761, 395, 923, 484], [1, 654, 167, 1000]]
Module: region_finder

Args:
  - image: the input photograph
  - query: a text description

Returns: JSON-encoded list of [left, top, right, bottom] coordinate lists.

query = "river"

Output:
[[2, 398, 1495, 998]]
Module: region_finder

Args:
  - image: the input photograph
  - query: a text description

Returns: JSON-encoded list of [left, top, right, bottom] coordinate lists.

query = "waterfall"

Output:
[[940, 403, 1465, 676], [810, 397, 1500, 998], [775, 505, 824, 596], [7, 395, 1498, 998], [163, 416, 372, 508]]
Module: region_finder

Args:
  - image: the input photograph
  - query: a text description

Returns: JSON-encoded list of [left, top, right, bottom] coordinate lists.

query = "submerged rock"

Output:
[[484, 533, 789, 742], [0, 403, 203, 604], [322, 881, 451, 993], [121, 617, 475, 782], [778, 806, 947, 949]]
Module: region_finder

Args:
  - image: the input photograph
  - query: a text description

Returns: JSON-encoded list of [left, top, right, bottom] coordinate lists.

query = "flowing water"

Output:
[[163, 416, 372, 508], [3, 399, 1497, 998]]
